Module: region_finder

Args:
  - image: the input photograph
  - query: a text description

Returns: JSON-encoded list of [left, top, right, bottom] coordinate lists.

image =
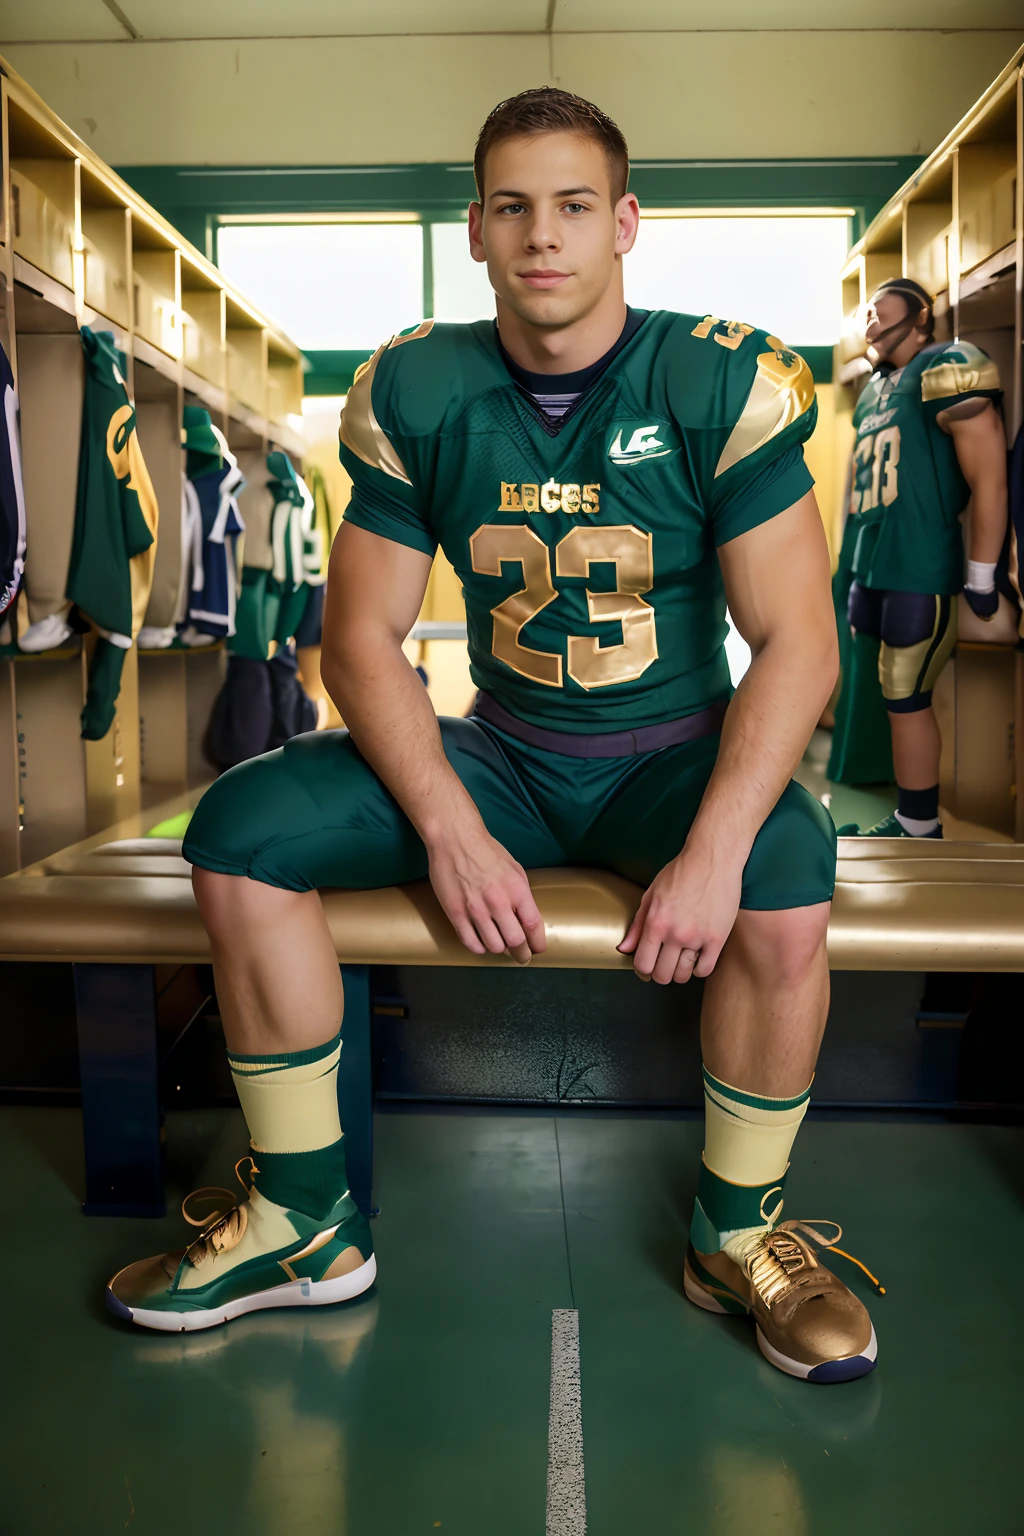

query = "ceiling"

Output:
[[2, 0, 1023, 42]]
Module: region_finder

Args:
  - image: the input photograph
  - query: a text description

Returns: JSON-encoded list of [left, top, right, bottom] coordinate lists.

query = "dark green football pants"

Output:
[[183, 716, 836, 910]]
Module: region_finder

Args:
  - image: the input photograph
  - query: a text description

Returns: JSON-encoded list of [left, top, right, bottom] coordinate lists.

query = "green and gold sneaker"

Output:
[[836, 812, 942, 839], [106, 1168, 375, 1333], [684, 1219, 882, 1384]]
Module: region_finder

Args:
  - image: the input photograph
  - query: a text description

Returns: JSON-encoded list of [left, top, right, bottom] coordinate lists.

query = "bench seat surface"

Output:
[[2, 839, 1023, 970]]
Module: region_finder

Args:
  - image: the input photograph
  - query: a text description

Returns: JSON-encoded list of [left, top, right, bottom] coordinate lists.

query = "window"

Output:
[[217, 211, 848, 358], [432, 212, 848, 339], [431, 221, 495, 323], [625, 215, 849, 344], [217, 222, 423, 350]]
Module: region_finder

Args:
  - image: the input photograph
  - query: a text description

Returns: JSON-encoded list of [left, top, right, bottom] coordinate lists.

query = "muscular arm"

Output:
[[938, 399, 1008, 564], [619, 491, 837, 983], [320, 523, 545, 960], [693, 490, 838, 864]]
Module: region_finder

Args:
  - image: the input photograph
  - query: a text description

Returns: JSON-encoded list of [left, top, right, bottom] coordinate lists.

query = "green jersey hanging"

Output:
[[67, 328, 158, 739]]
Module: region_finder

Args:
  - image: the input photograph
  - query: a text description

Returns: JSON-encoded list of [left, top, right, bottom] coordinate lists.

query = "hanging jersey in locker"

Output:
[[183, 455, 245, 639], [67, 327, 159, 738], [0, 340, 27, 621]]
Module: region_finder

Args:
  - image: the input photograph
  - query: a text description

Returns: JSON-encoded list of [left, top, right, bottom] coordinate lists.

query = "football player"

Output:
[[836, 277, 1008, 838], [108, 90, 879, 1383]]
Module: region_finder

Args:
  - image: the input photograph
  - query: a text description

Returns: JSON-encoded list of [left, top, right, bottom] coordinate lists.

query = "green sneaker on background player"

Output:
[[837, 812, 942, 838], [106, 1170, 375, 1333]]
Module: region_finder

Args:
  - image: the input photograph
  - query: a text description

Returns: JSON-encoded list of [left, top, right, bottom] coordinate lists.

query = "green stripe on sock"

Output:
[[693, 1160, 788, 1253], [252, 1136, 349, 1222], [228, 1031, 342, 1074], [702, 1065, 811, 1114]]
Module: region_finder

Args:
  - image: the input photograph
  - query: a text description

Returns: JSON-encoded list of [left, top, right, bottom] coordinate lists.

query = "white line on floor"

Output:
[[546, 1308, 587, 1536]]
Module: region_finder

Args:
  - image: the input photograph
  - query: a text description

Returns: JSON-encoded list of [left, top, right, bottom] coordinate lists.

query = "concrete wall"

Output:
[[3, 30, 1021, 166]]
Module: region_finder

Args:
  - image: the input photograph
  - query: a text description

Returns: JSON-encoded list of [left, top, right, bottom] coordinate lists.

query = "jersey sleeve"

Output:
[[337, 327, 439, 558], [668, 322, 818, 547], [712, 442, 814, 547], [920, 341, 1002, 420]]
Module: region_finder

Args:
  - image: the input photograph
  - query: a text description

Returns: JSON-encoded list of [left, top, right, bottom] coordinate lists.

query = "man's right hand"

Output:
[[427, 823, 547, 963]]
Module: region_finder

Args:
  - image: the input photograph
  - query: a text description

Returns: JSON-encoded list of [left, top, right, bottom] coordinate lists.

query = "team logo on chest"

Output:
[[608, 420, 679, 465]]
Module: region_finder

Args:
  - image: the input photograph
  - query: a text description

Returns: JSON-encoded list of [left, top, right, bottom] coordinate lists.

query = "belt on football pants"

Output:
[[471, 690, 730, 759]]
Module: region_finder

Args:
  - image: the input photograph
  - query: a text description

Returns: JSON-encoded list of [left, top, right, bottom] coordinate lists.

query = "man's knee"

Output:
[[731, 902, 830, 989], [192, 865, 306, 944]]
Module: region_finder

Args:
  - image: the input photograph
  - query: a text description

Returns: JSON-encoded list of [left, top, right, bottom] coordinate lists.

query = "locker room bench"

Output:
[[3, 833, 1024, 1217]]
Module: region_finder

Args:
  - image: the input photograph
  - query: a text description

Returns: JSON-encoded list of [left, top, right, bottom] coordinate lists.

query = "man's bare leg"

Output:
[[191, 868, 344, 1055], [700, 903, 830, 1098], [889, 707, 941, 791]]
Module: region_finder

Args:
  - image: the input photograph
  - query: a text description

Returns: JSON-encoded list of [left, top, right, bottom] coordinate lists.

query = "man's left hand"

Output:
[[963, 585, 999, 620], [617, 846, 744, 984]]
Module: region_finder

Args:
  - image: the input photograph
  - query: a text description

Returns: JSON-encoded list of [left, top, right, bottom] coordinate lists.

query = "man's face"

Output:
[[468, 131, 638, 329], [865, 289, 926, 362]]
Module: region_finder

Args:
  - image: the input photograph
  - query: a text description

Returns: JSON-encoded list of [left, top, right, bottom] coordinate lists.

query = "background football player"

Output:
[[836, 277, 1008, 838], [108, 89, 880, 1383]]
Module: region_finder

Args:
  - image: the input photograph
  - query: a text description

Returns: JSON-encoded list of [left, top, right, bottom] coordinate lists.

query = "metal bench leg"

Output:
[[73, 963, 164, 1218], [339, 964, 375, 1216]]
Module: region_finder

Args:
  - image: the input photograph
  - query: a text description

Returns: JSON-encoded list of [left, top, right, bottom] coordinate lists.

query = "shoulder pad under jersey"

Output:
[[338, 320, 497, 487], [920, 339, 1001, 402], [661, 314, 815, 478]]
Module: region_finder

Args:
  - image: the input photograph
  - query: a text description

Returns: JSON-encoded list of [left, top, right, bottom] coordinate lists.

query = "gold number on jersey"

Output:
[[691, 316, 756, 351], [556, 526, 657, 688], [470, 524, 562, 687], [470, 524, 658, 691], [874, 426, 900, 507], [851, 426, 900, 513]]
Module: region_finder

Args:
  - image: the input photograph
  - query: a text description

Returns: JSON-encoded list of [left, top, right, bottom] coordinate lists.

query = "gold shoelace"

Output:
[[181, 1156, 258, 1269], [743, 1218, 886, 1309]]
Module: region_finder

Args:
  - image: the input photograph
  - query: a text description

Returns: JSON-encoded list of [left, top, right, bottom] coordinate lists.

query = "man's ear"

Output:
[[614, 193, 641, 256], [468, 200, 486, 264]]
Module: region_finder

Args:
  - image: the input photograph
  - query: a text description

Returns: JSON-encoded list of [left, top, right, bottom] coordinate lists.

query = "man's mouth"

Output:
[[518, 270, 571, 290]]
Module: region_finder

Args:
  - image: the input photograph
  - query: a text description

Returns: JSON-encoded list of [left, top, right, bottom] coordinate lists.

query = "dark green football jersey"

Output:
[[338, 312, 816, 733], [847, 339, 1001, 595]]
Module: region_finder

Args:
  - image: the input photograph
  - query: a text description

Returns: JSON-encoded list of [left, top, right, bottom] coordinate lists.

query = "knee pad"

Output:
[[878, 594, 956, 711]]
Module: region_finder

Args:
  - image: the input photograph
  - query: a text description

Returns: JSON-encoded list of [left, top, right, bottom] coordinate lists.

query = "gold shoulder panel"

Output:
[[714, 339, 815, 479], [388, 319, 434, 350], [921, 354, 1001, 402], [338, 342, 413, 486]]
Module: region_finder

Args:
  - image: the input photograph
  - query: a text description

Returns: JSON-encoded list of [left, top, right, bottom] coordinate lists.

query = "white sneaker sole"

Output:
[[684, 1260, 878, 1383], [117, 1252, 377, 1333], [757, 1322, 878, 1383]]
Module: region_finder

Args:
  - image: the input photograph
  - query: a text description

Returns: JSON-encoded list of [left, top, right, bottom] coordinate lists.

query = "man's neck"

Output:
[[875, 331, 929, 373], [495, 291, 628, 376]]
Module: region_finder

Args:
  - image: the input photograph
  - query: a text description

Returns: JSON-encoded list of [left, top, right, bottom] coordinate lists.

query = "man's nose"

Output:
[[524, 213, 560, 251]]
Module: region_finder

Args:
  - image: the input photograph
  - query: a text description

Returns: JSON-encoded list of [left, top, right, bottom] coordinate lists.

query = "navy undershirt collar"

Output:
[[496, 307, 648, 398]]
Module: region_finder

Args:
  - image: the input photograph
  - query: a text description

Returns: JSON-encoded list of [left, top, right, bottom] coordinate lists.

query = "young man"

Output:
[[107, 90, 875, 1383], [837, 278, 1008, 838]]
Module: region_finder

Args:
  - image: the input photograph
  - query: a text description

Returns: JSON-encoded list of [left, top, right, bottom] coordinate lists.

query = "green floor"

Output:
[[6, 1104, 1022, 1534]]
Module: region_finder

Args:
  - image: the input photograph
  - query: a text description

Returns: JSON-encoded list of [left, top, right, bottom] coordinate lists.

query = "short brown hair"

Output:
[[473, 87, 630, 203]]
